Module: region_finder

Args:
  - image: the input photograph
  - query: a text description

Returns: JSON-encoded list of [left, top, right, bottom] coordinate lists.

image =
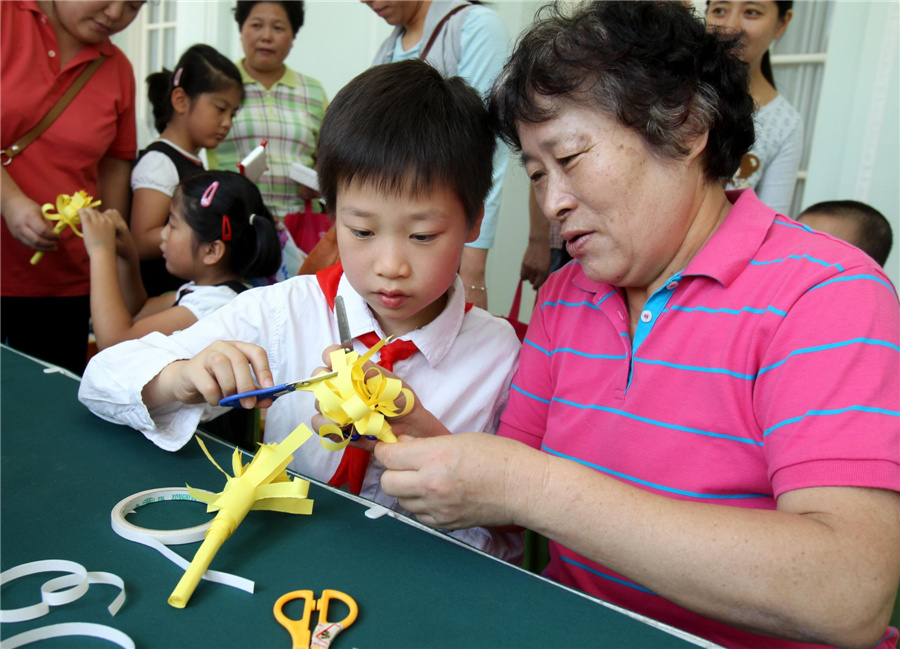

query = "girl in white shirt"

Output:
[[81, 170, 280, 351], [131, 44, 244, 295]]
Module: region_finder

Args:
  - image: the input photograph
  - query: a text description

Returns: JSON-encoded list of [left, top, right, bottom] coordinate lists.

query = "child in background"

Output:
[[79, 60, 523, 563], [797, 200, 894, 268], [81, 170, 280, 350], [131, 44, 244, 297]]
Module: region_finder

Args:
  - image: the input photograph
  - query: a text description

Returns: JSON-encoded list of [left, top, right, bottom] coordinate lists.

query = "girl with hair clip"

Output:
[[81, 170, 280, 351], [131, 44, 244, 297], [706, 1, 802, 215]]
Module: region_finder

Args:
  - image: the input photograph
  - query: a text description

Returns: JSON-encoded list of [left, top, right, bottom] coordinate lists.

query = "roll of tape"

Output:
[[110, 487, 254, 594]]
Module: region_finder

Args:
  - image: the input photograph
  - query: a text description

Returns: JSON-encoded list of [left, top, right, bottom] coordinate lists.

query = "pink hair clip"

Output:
[[200, 181, 219, 207], [173, 67, 184, 87], [222, 215, 232, 242]]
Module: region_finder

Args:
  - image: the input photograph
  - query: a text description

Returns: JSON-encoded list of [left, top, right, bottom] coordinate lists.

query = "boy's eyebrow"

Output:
[[339, 206, 451, 221]]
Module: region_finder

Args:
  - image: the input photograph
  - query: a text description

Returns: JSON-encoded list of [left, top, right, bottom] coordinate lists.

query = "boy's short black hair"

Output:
[[317, 59, 495, 229], [799, 200, 893, 267]]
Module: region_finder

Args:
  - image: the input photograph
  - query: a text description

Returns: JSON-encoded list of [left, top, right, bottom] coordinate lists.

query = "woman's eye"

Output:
[[558, 153, 579, 167], [528, 170, 545, 183]]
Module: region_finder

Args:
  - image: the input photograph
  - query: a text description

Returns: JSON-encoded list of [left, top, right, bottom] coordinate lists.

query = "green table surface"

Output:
[[1, 345, 712, 648]]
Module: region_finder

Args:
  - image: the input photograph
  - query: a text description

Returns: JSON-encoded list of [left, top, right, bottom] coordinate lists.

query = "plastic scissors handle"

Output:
[[218, 371, 338, 409], [274, 590, 315, 649], [274, 589, 358, 649]]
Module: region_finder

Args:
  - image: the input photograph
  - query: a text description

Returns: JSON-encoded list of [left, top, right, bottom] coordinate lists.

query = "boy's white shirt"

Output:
[[79, 273, 523, 561]]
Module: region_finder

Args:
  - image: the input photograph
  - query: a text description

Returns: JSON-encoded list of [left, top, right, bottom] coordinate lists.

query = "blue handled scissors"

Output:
[[218, 371, 338, 408], [219, 298, 353, 409]]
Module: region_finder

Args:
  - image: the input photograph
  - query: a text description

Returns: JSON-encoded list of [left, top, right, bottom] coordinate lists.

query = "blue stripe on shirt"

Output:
[[764, 405, 900, 437], [559, 556, 656, 595], [542, 445, 769, 499], [523, 338, 627, 360], [807, 274, 898, 295], [508, 386, 763, 445], [750, 254, 845, 272], [666, 304, 788, 317]]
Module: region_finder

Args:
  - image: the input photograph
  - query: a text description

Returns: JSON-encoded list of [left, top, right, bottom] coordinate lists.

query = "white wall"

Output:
[[802, 1, 899, 285]]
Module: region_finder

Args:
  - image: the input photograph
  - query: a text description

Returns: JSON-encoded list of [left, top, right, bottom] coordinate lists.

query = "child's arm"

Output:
[[130, 187, 172, 261], [142, 340, 276, 410], [82, 207, 195, 349]]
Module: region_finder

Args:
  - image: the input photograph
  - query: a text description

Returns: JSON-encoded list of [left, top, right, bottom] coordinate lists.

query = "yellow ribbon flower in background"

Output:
[[303, 339, 415, 451], [30, 190, 100, 265]]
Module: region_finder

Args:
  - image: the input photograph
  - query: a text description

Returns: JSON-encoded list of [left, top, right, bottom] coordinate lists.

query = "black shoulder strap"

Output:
[[217, 280, 250, 294], [136, 141, 204, 181]]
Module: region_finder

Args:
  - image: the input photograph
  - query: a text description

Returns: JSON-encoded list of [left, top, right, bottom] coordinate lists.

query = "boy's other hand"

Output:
[[310, 343, 448, 448], [151, 340, 275, 409]]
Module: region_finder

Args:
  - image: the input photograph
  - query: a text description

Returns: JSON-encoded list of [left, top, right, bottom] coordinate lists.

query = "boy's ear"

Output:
[[171, 87, 190, 115], [465, 205, 485, 244], [202, 240, 226, 266]]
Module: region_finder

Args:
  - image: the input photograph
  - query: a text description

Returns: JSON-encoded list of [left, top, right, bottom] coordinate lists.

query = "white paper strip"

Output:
[[0, 622, 135, 649], [0, 560, 125, 624], [109, 487, 254, 594]]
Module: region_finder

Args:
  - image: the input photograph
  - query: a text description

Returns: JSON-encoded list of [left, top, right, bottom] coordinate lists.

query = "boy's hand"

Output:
[[309, 344, 448, 450], [149, 341, 275, 410]]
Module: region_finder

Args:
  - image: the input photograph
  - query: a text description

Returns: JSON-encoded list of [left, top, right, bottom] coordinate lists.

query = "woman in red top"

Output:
[[1, 1, 143, 374]]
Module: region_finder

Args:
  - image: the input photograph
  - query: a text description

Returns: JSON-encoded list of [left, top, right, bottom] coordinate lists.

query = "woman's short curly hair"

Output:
[[490, 1, 755, 181]]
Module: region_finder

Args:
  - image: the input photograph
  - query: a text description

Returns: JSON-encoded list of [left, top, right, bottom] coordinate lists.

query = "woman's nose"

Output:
[[541, 176, 576, 223]]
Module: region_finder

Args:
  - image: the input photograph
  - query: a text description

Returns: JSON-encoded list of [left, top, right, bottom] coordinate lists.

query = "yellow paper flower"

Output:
[[301, 338, 415, 451], [168, 424, 315, 609], [30, 190, 100, 265]]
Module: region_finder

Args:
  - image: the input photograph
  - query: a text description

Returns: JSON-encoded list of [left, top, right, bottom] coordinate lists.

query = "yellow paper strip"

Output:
[[168, 425, 314, 609]]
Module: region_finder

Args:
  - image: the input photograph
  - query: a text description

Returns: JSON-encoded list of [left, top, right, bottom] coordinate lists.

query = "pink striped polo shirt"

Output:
[[499, 189, 900, 649]]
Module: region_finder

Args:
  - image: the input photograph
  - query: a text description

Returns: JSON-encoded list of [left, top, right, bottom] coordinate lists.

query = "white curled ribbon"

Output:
[[109, 487, 254, 594], [0, 622, 135, 649], [0, 559, 125, 624]]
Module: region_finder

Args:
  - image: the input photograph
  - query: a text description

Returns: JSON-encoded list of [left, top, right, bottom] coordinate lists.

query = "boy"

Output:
[[797, 199, 894, 268], [78, 60, 523, 562]]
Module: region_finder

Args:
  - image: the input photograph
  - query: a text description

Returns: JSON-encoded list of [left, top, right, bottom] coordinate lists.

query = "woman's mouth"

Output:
[[564, 231, 591, 257]]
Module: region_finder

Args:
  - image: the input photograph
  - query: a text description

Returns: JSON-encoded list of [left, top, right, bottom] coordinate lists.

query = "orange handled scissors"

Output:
[[274, 589, 358, 649]]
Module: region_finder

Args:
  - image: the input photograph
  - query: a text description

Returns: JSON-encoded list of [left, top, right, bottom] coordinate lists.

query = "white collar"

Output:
[[335, 274, 466, 368]]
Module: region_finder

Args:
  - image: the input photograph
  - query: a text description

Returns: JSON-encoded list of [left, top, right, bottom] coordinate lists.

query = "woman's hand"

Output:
[[2, 193, 59, 252], [374, 432, 540, 530], [520, 237, 551, 290]]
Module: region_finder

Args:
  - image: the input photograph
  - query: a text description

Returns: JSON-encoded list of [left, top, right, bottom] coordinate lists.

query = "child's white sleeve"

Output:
[[78, 333, 214, 452], [131, 152, 180, 196]]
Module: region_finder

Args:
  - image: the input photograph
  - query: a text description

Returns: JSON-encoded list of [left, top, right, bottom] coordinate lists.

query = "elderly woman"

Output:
[[370, 3, 900, 648], [208, 1, 326, 224]]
